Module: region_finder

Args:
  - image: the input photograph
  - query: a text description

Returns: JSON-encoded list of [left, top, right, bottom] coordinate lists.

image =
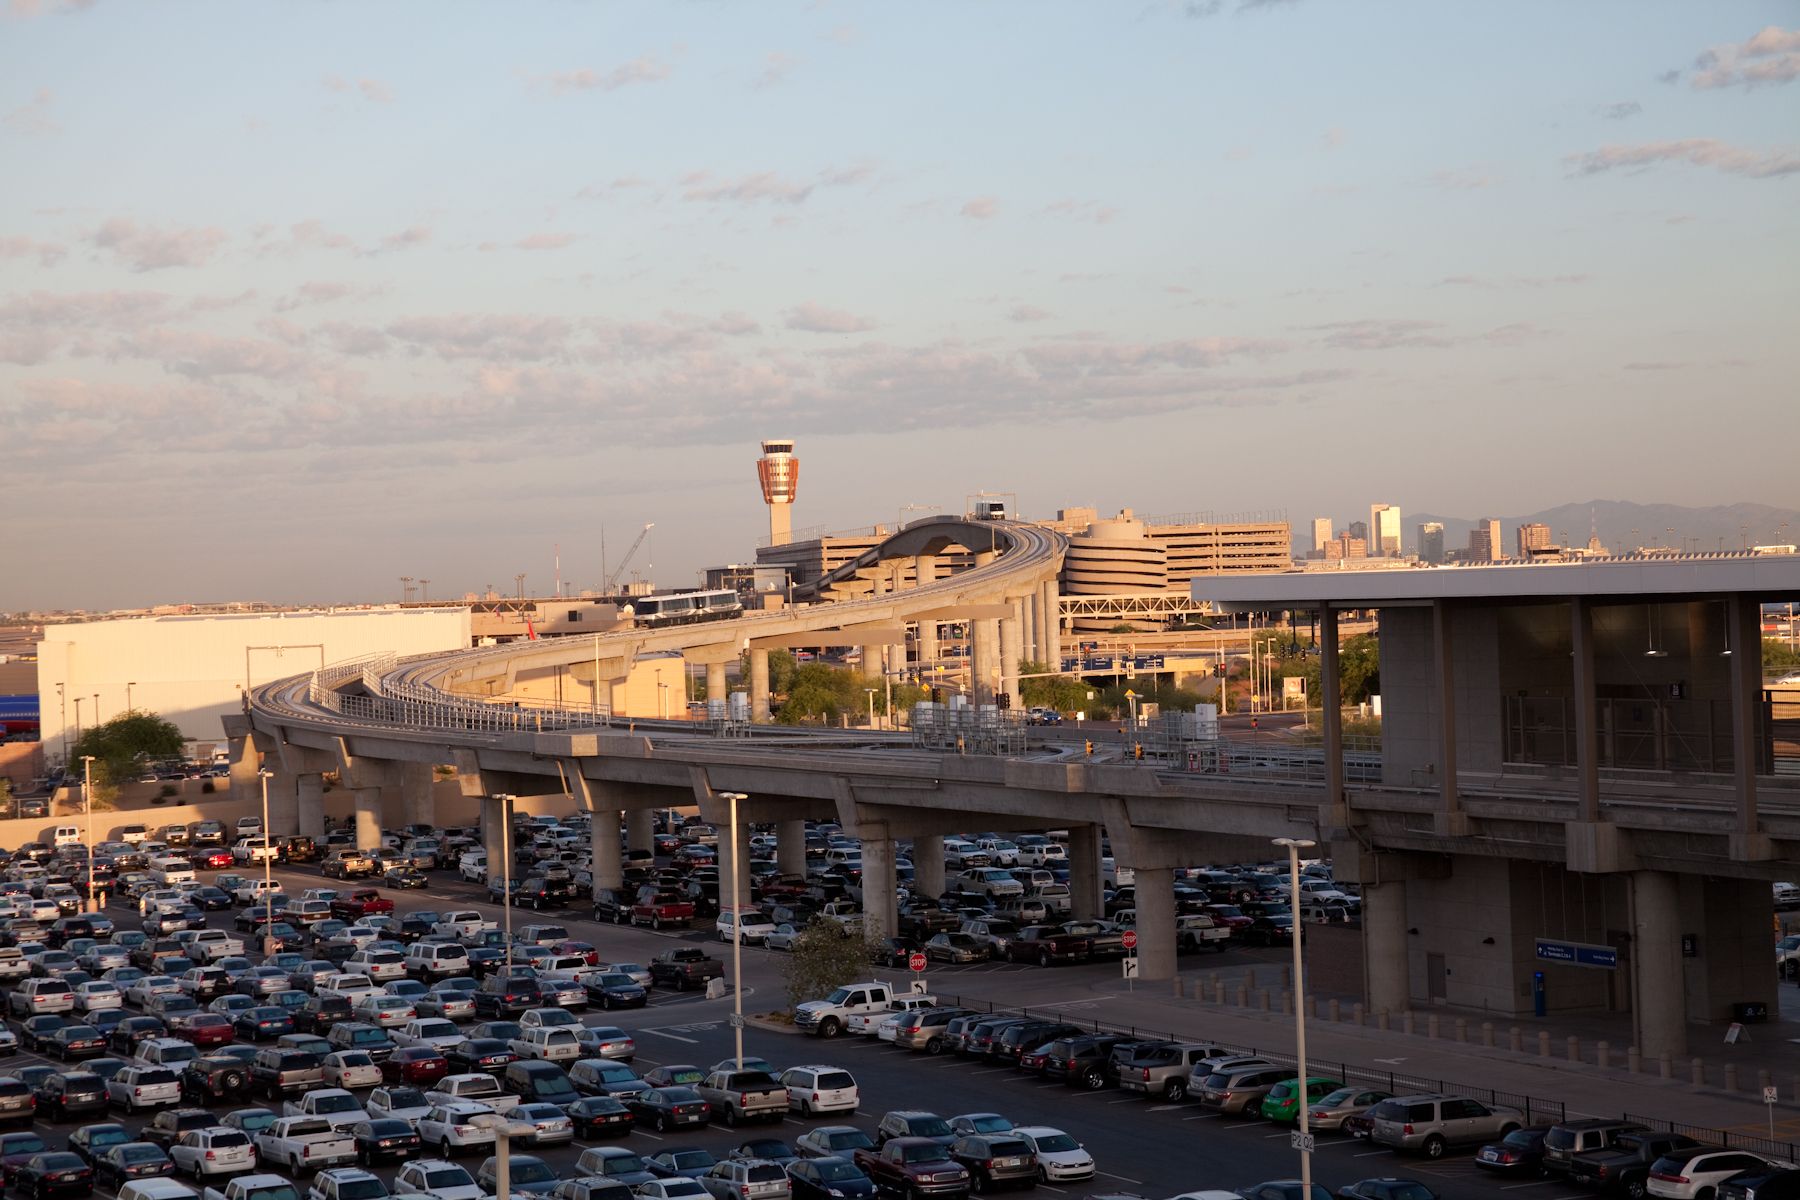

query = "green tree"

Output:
[[783, 917, 884, 1011], [1017, 660, 1092, 713], [738, 649, 799, 696], [1766, 639, 1800, 671], [70, 712, 183, 794], [777, 664, 867, 725]]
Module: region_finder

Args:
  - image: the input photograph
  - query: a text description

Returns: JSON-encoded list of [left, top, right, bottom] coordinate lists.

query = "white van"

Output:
[[148, 855, 197, 887], [52, 826, 82, 848]]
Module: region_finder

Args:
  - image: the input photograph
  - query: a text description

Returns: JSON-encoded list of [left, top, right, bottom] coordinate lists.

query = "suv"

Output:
[[893, 1008, 976, 1055], [875, 1112, 956, 1147], [1370, 1094, 1525, 1158], [308, 1167, 388, 1200], [1542, 1119, 1647, 1175], [403, 942, 469, 981], [249, 1048, 324, 1099], [474, 974, 545, 1020], [701, 1159, 790, 1200], [1197, 1064, 1292, 1115], [505, 1060, 582, 1107], [949, 1134, 1038, 1192], [1118, 1041, 1229, 1101], [1649, 1149, 1786, 1200]]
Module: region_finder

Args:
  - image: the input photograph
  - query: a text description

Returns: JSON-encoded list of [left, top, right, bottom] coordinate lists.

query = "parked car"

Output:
[[1370, 1095, 1525, 1159]]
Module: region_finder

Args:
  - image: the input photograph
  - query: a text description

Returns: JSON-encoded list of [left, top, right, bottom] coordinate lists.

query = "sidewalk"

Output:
[[941, 965, 1800, 1147]]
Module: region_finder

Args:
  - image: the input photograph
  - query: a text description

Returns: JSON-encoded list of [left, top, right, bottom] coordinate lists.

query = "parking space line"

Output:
[[1500, 1183, 1559, 1191], [1095, 1172, 1143, 1185], [1147, 1104, 1184, 1112], [640, 1030, 698, 1043], [1354, 1150, 1390, 1158]]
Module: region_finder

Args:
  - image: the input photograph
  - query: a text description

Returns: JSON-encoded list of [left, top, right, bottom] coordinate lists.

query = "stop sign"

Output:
[[908, 951, 927, 972], [1121, 930, 1139, 951]]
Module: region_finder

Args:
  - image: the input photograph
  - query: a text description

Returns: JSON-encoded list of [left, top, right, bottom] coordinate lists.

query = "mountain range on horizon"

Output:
[[1326, 500, 1800, 559]]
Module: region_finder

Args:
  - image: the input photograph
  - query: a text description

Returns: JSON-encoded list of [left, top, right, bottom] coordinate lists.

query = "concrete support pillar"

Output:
[[1569, 597, 1602, 820], [353, 788, 381, 852], [1135, 866, 1177, 981], [297, 774, 325, 839], [228, 737, 262, 805], [625, 808, 654, 857], [861, 646, 885, 681], [913, 835, 945, 900], [914, 555, 939, 675], [716, 819, 752, 913], [266, 772, 299, 838], [1320, 606, 1343, 805], [1728, 596, 1762, 833], [590, 808, 623, 893], [1040, 579, 1061, 668], [971, 618, 1000, 706], [1021, 597, 1037, 668], [1363, 878, 1410, 1015], [401, 762, 435, 828], [1068, 824, 1104, 920], [1432, 601, 1460, 825], [749, 650, 771, 723], [706, 663, 728, 705], [999, 608, 1023, 708], [481, 795, 512, 885], [775, 819, 807, 879], [1632, 870, 1687, 1059], [862, 836, 898, 938]]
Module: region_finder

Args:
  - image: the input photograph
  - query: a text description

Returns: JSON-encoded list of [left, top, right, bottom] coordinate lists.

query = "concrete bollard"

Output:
[[1538, 1031, 1552, 1057], [1353, 1003, 1365, 1026], [1659, 1054, 1671, 1080], [1482, 1021, 1494, 1048], [1510, 1027, 1523, 1053], [1426, 1014, 1439, 1040], [1280, 990, 1291, 1016], [1377, 1010, 1390, 1031], [1724, 1064, 1738, 1092], [1628, 1047, 1642, 1074], [1329, 999, 1341, 1023], [1691, 1058, 1705, 1087], [1258, 989, 1272, 1012], [1173, 978, 1185, 999], [1402, 1011, 1415, 1036], [1597, 1041, 1610, 1070], [1567, 1035, 1581, 1063], [1455, 1018, 1467, 1044], [1281, 965, 1292, 988], [1235, 985, 1249, 1008]]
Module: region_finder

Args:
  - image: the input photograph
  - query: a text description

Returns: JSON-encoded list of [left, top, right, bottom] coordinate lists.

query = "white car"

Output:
[[457, 853, 487, 884], [1646, 1149, 1786, 1200], [1012, 1126, 1094, 1183], [118, 1182, 200, 1200], [354, 995, 418, 1029], [126, 975, 183, 1007], [106, 1065, 182, 1112], [433, 911, 492, 941], [395, 1160, 482, 1200], [509, 1027, 582, 1062], [419, 1101, 499, 1158], [393, 1019, 467, 1053], [321, 975, 381, 1005], [282, 1088, 369, 1130], [344, 949, 407, 983], [366, 1085, 433, 1123], [169, 1127, 257, 1177], [322, 1051, 384, 1090], [73, 981, 124, 1013], [777, 1066, 858, 1116]]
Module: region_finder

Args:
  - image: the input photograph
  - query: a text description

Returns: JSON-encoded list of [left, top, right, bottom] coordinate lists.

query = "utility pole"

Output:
[[515, 573, 527, 605], [419, 579, 430, 603], [399, 576, 413, 604]]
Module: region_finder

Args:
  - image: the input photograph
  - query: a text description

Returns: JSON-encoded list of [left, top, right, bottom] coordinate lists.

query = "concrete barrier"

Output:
[[1629, 1046, 1641, 1074], [1481, 1021, 1494, 1048], [1724, 1064, 1738, 1092], [1537, 1030, 1551, 1057], [1426, 1014, 1438, 1040], [1401, 1011, 1414, 1036], [1352, 1003, 1364, 1026], [1328, 999, 1340, 1022], [1597, 1041, 1609, 1070], [1509, 1027, 1522, 1053], [1567, 1035, 1581, 1062], [1691, 1058, 1705, 1087]]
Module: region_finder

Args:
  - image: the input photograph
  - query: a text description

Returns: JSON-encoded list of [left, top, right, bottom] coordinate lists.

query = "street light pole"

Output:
[[719, 791, 748, 1069], [126, 682, 135, 715], [496, 794, 516, 971], [1274, 835, 1317, 1197], [81, 756, 95, 914], [865, 689, 877, 731], [259, 769, 276, 954]]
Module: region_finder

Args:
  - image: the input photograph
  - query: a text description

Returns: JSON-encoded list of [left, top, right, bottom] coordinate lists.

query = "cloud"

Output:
[[577, 176, 652, 199], [823, 25, 858, 45], [253, 219, 357, 256], [680, 164, 872, 206], [376, 225, 433, 252], [272, 281, 377, 313], [384, 313, 576, 361], [0, 235, 66, 267], [1430, 166, 1496, 190], [753, 51, 801, 89], [1008, 305, 1053, 323], [545, 57, 671, 95], [1688, 26, 1800, 89], [87, 218, 228, 271], [1184, 0, 1300, 14], [5, 0, 97, 15], [514, 232, 577, 251], [1436, 273, 1587, 289], [1308, 318, 1453, 350], [1624, 360, 1684, 371], [1596, 101, 1642, 120], [323, 74, 393, 103], [1320, 126, 1346, 151], [710, 312, 761, 336], [114, 328, 310, 380], [3, 87, 57, 133], [784, 303, 877, 334], [1564, 138, 1800, 179], [960, 196, 999, 220], [0, 289, 177, 364], [1043, 199, 1118, 223]]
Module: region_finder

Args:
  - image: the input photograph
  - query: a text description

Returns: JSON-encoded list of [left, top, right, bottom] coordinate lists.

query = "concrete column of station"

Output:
[[862, 836, 898, 938], [1021, 596, 1037, 667], [914, 556, 940, 672], [971, 618, 999, 705], [481, 796, 511, 884], [401, 762, 435, 828], [1632, 870, 1687, 1058], [776, 818, 808, 878], [706, 663, 728, 706], [625, 807, 655, 857], [715, 819, 753, 913], [912, 835, 946, 900], [1067, 824, 1104, 920], [1040, 579, 1061, 667], [749, 650, 771, 722], [1728, 595, 1763, 834], [352, 788, 382, 851], [999, 603, 1024, 706], [1134, 866, 1177, 981], [1431, 601, 1461, 827], [228, 737, 262, 805], [1320, 606, 1343, 806], [265, 772, 300, 837], [297, 774, 325, 839], [861, 645, 886, 680], [590, 806, 624, 893], [1570, 598, 1600, 822], [1363, 878, 1410, 1016]]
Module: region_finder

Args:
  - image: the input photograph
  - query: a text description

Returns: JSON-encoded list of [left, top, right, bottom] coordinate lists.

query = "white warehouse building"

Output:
[[35, 608, 471, 763]]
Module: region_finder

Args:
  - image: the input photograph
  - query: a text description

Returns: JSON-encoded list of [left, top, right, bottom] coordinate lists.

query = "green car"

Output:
[[1259, 1075, 1344, 1122]]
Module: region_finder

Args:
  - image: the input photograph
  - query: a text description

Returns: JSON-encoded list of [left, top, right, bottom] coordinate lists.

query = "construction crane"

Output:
[[604, 522, 654, 593]]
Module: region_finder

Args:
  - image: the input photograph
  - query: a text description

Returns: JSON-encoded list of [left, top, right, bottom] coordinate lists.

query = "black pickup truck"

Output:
[[1568, 1132, 1702, 1195], [648, 948, 725, 991]]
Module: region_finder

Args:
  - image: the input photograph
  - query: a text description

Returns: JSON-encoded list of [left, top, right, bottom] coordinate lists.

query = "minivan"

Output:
[[148, 856, 196, 887], [1369, 1094, 1525, 1158], [52, 826, 82, 848]]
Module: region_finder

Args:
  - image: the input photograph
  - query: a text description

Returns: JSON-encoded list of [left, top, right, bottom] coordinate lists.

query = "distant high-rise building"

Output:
[[1418, 522, 1445, 564], [1469, 518, 1503, 561], [1370, 503, 1402, 557], [1347, 520, 1368, 542], [1517, 522, 1553, 558], [756, 439, 799, 547], [1311, 517, 1334, 557]]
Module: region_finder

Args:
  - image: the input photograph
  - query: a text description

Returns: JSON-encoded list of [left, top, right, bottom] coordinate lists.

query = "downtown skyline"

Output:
[[2, 2, 1796, 611]]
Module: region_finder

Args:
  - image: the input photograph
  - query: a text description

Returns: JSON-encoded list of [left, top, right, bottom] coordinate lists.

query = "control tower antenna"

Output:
[[757, 439, 799, 547]]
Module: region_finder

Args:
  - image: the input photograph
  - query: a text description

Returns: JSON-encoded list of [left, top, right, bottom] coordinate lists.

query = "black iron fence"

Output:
[[1623, 1113, 1800, 1166]]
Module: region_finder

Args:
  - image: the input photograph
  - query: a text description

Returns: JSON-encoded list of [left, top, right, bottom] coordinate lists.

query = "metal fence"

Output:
[[940, 991, 1564, 1125], [909, 703, 1031, 756], [1623, 1113, 1800, 1165], [1149, 731, 1384, 783]]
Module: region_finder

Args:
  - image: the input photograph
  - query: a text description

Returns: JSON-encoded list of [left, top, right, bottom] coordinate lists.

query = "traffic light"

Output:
[[997, 692, 1011, 710], [1133, 743, 1144, 760], [1084, 739, 1094, 756]]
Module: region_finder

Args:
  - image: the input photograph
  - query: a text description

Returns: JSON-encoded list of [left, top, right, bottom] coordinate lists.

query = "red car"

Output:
[[551, 941, 600, 966], [381, 1046, 448, 1086], [196, 850, 233, 870], [176, 1014, 236, 1048], [330, 890, 395, 921]]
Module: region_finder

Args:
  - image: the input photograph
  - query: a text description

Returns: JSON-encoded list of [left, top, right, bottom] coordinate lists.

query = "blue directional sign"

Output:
[[1536, 939, 1616, 969]]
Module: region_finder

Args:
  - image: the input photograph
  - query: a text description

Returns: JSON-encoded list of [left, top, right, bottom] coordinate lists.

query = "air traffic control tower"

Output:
[[757, 439, 798, 547]]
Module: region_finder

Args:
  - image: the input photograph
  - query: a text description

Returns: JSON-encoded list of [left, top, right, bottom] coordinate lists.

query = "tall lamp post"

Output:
[[471, 1115, 535, 1200], [1273, 835, 1317, 1197], [494, 794, 516, 971], [81, 756, 96, 914], [126, 682, 136, 715], [865, 689, 878, 730], [258, 769, 276, 954], [718, 791, 748, 1069]]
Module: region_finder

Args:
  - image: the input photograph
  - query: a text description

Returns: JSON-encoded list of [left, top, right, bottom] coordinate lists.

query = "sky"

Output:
[[2, 1, 1796, 611]]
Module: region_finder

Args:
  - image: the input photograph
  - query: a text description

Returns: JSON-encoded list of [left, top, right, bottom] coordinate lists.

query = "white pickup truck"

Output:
[[202, 1173, 302, 1200], [792, 980, 899, 1039], [281, 1089, 367, 1130], [187, 929, 246, 963], [425, 1072, 521, 1113], [847, 994, 937, 1037], [254, 1116, 357, 1174]]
